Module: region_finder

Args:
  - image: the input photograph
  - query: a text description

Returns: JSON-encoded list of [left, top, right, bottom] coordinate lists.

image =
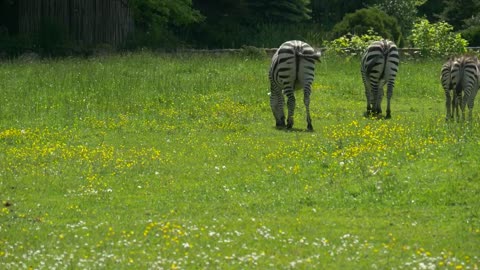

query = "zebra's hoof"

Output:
[[307, 124, 313, 131], [385, 114, 391, 119], [276, 120, 286, 129], [287, 119, 294, 129]]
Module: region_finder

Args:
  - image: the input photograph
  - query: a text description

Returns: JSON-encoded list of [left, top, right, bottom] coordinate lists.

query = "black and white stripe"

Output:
[[269, 40, 321, 130], [450, 55, 480, 121], [440, 57, 455, 121], [360, 39, 399, 119]]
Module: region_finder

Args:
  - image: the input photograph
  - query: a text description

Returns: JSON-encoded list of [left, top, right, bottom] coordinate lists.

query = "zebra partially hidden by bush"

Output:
[[441, 55, 480, 121], [360, 39, 399, 119], [269, 40, 321, 131]]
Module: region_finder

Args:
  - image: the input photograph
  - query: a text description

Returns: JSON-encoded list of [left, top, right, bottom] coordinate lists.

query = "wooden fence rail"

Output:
[[180, 47, 480, 56]]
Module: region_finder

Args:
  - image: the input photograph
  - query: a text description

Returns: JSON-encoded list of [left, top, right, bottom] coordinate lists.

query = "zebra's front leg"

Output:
[[385, 83, 393, 119], [304, 87, 313, 131], [285, 88, 296, 129]]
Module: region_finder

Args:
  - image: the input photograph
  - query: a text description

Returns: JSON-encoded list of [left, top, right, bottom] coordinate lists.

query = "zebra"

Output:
[[269, 40, 321, 131], [360, 39, 399, 119], [440, 57, 455, 121], [450, 55, 480, 121]]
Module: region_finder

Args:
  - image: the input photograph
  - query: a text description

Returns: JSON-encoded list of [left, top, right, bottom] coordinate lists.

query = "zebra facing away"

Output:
[[360, 39, 399, 119], [269, 40, 321, 131], [440, 57, 455, 121], [450, 55, 480, 121]]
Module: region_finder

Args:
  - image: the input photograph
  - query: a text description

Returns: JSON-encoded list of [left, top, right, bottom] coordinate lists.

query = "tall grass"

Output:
[[0, 52, 479, 269]]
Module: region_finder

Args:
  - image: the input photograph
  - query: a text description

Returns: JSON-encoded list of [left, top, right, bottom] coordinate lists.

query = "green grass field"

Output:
[[1, 52, 479, 269]]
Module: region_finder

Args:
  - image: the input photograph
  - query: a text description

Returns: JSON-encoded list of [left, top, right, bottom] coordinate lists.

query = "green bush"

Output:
[[324, 29, 383, 56], [461, 26, 480, 47], [330, 7, 403, 47], [409, 19, 468, 57]]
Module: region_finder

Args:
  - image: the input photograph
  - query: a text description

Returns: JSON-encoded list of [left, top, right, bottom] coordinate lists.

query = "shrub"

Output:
[[409, 19, 468, 57], [324, 29, 383, 56], [330, 8, 403, 47], [461, 26, 480, 47]]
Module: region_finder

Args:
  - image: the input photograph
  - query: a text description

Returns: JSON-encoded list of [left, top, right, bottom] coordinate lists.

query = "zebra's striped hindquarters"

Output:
[[450, 55, 480, 121], [360, 39, 399, 119], [269, 40, 321, 130]]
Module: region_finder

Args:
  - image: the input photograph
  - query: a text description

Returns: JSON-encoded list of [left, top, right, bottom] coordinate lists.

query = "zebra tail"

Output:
[[455, 62, 465, 95]]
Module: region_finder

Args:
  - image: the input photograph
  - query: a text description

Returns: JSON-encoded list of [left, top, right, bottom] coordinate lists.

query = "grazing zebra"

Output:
[[360, 39, 399, 119], [450, 55, 480, 121], [269, 40, 321, 130], [440, 57, 455, 121]]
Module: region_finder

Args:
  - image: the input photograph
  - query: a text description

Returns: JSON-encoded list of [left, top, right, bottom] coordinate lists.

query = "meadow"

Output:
[[0, 51, 479, 269]]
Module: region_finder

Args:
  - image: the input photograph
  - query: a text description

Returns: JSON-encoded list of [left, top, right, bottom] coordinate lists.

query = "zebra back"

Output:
[[452, 56, 479, 95], [361, 39, 399, 82], [440, 57, 455, 92], [270, 40, 320, 87]]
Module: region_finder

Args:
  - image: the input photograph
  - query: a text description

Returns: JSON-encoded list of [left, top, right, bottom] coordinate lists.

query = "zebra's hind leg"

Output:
[[371, 86, 383, 118], [445, 90, 453, 121], [304, 87, 313, 131], [466, 96, 475, 121], [385, 84, 393, 119], [364, 88, 373, 117], [364, 104, 373, 118], [467, 88, 478, 121], [285, 88, 296, 129], [270, 88, 286, 128], [455, 94, 464, 122]]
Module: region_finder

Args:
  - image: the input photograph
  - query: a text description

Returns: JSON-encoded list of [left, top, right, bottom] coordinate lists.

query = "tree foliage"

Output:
[[324, 29, 383, 56], [250, 0, 312, 23], [127, 0, 203, 48], [310, 0, 376, 29], [375, 0, 426, 34], [331, 8, 403, 46], [129, 0, 203, 32], [410, 19, 468, 57], [439, 0, 480, 30]]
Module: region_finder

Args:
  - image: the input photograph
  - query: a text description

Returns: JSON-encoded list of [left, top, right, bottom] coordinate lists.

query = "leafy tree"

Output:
[[192, 0, 249, 21], [409, 19, 468, 57], [375, 0, 426, 34], [248, 0, 312, 23], [331, 8, 403, 46], [439, 0, 480, 30], [128, 0, 203, 48], [417, 0, 446, 22], [130, 0, 203, 31], [310, 0, 376, 29], [461, 14, 480, 46]]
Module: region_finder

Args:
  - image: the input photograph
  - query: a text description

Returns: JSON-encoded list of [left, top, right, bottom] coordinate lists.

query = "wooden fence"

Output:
[[18, 0, 134, 47]]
